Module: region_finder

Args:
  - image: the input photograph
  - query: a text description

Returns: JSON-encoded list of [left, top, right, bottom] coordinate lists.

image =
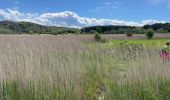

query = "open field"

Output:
[[88, 38, 170, 49], [0, 34, 169, 100], [43, 33, 170, 42]]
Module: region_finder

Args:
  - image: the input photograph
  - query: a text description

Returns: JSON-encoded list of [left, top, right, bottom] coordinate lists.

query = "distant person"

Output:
[[160, 42, 170, 62]]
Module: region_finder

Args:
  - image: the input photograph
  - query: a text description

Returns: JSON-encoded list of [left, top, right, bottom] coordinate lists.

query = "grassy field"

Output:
[[0, 34, 169, 100], [87, 38, 170, 50]]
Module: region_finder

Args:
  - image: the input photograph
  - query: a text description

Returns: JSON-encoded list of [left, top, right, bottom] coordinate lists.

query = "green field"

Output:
[[0, 35, 169, 100], [87, 39, 170, 48]]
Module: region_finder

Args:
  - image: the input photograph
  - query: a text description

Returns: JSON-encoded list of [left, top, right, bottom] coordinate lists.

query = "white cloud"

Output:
[[142, 19, 166, 25], [0, 9, 23, 21], [0, 8, 167, 28]]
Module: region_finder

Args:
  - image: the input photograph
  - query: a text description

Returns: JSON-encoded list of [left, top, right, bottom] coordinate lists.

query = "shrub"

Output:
[[145, 28, 154, 39], [126, 33, 133, 37], [94, 33, 101, 41]]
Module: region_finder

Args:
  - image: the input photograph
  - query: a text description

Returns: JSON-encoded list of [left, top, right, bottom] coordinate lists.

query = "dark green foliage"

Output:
[[81, 25, 150, 34], [104, 30, 116, 34], [52, 28, 80, 35], [81, 23, 170, 34], [0, 21, 80, 34], [126, 33, 133, 37], [94, 33, 101, 41], [89, 30, 98, 34], [81, 25, 136, 34], [145, 28, 154, 39], [0, 27, 15, 34], [125, 28, 133, 37], [0, 20, 169, 35], [143, 23, 170, 32]]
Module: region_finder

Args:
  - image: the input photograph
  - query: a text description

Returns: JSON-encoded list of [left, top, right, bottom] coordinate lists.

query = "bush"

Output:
[[126, 33, 133, 37], [94, 33, 101, 41], [145, 28, 154, 39]]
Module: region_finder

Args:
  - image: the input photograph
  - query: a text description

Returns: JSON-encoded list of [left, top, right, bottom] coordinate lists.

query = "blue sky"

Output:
[[0, 0, 169, 27]]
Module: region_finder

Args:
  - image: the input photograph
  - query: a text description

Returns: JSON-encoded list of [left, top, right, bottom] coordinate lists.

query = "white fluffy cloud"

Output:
[[0, 9, 167, 28], [0, 9, 23, 21], [142, 19, 166, 25]]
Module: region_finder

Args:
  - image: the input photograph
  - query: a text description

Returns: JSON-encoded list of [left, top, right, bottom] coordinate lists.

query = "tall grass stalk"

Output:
[[0, 35, 169, 100]]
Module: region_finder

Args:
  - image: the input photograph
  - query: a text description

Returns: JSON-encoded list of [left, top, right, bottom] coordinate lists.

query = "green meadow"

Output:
[[0, 35, 169, 100], [87, 39, 169, 48]]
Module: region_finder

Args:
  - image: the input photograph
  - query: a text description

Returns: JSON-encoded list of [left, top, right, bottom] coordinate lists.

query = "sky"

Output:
[[0, 0, 169, 28]]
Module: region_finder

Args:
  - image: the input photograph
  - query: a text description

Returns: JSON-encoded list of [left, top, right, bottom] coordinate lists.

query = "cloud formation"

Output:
[[0, 8, 167, 28]]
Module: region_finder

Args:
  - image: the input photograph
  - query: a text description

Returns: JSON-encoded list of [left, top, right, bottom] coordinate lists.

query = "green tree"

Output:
[[94, 32, 101, 41], [96, 27, 102, 33], [145, 28, 154, 39], [125, 28, 133, 37]]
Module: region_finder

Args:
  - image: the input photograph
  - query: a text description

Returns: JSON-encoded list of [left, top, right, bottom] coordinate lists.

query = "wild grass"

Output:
[[0, 35, 169, 100], [87, 39, 170, 49]]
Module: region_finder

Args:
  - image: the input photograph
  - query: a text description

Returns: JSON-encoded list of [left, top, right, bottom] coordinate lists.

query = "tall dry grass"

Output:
[[0, 35, 169, 100]]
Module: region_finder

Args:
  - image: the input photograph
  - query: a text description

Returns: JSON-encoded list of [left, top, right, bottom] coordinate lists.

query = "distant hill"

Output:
[[81, 25, 137, 34], [0, 27, 15, 34], [143, 23, 170, 33], [0, 21, 80, 34], [81, 23, 170, 34], [0, 21, 169, 34]]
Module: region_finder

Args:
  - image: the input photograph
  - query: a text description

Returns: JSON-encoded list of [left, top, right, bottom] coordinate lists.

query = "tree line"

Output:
[[81, 23, 170, 34], [0, 21, 80, 34], [0, 20, 169, 34]]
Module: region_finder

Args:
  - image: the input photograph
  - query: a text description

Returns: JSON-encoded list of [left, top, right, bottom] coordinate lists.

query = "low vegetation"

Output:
[[145, 28, 155, 39], [94, 33, 101, 41], [126, 33, 133, 37], [0, 35, 168, 100]]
